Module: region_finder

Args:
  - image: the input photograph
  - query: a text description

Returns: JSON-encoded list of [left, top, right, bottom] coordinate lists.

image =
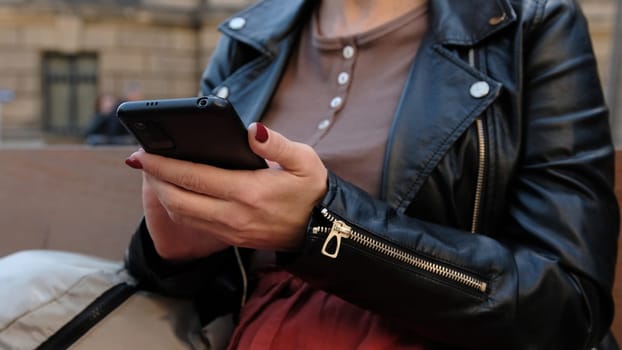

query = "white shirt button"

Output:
[[228, 17, 246, 30], [342, 46, 355, 59], [318, 119, 331, 130], [215, 86, 229, 99], [330, 96, 343, 109], [469, 81, 490, 99], [337, 72, 349, 85]]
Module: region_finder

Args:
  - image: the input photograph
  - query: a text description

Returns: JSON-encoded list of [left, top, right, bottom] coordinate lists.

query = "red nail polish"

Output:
[[125, 158, 143, 169], [255, 123, 269, 143]]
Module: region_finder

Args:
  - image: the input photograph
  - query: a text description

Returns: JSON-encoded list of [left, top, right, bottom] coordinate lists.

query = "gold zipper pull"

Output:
[[321, 220, 352, 258]]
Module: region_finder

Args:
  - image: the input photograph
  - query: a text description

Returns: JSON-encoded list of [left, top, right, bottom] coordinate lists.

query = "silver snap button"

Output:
[[318, 119, 331, 130], [228, 17, 246, 30], [337, 72, 349, 85], [330, 96, 343, 109], [216, 86, 229, 99], [469, 81, 490, 99], [342, 46, 355, 59]]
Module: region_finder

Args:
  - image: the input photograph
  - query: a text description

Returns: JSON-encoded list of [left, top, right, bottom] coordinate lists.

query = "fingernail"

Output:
[[125, 157, 143, 169], [255, 122, 269, 143]]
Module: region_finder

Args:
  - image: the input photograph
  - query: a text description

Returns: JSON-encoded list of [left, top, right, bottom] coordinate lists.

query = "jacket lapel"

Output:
[[213, 0, 312, 126], [218, 0, 309, 58], [381, 30, 503, 211], [218, 39, 294, 127], [380, 0, 516, 210]]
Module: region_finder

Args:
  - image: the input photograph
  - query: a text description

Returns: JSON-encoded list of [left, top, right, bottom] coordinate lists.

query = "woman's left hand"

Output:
[[127, 123, 328, 252]]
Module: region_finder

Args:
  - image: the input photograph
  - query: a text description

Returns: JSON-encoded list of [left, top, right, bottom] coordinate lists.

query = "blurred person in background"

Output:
[[85, 83, 143, 145], [84, 93, 117, 145]]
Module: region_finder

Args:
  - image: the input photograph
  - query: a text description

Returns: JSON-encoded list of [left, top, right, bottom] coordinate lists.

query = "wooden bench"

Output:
[[0, 146, 620, 341]]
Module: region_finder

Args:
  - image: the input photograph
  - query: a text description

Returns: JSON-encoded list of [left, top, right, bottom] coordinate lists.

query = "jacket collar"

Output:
[[429, 0, 516, 45], [218, 0, 516, 56], [218, 0, 312, 58]]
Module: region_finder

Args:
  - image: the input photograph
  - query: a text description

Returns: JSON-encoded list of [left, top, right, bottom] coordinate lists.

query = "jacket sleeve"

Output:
[[124, 220, 246, 320], [278, 1, 619, 349]]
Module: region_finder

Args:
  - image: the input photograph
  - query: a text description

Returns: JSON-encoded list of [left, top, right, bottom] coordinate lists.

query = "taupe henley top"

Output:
[[261, 5, 428, 198]]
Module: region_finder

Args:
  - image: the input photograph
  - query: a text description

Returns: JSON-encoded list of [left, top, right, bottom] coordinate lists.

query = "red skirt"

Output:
[[227, 267, 429, 349]]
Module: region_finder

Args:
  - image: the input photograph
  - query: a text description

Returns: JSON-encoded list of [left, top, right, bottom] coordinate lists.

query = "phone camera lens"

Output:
[[134, 122, 147, 130], [197, 98, 208, 107]]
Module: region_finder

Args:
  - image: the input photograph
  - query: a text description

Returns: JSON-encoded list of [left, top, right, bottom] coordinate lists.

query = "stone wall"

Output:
[[581, 0, 616, 90]]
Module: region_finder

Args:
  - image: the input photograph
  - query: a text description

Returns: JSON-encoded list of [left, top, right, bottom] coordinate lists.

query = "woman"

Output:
[[124, 0, 620, 348]]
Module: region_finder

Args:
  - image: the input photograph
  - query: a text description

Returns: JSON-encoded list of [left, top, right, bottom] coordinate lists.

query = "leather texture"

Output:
[[126, 0, 620, 348]]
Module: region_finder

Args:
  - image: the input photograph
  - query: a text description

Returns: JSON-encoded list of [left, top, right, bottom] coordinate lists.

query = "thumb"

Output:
[[248, 122, 320, 174]]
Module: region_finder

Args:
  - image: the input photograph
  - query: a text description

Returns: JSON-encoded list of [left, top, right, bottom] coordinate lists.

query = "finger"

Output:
[[145, 172, 233, 224], [145, 174, 262, 247], [129, 149, 253, 199], [247, 123, 322, 175]]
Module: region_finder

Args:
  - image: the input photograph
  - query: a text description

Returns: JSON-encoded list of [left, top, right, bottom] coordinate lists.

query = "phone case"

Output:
[[117, 97, 267, 170]]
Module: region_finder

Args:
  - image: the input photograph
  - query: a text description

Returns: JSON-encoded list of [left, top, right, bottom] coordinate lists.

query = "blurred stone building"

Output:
[[0, 0, 253, 142], [0, 0, 618, 143]]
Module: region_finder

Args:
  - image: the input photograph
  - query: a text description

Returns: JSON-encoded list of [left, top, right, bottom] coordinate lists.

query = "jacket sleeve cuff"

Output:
[[124, 218, 241, 300], [274, 171, 339, 267]]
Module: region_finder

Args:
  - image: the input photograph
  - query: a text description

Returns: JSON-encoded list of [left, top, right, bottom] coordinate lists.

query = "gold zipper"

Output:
[[470, 117, 487, 234], [312, 208, 488, 293]]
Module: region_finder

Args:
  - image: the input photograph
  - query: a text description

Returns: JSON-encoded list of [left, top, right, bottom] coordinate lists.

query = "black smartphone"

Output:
[[117, 96, 267, 170]]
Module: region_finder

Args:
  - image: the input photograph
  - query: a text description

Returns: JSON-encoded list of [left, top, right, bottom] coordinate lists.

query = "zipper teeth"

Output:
[[348, 230, 487, 292], [316, 209, 487, 293], [313, 227, 331, 234], [321, 210, 337, 222], [470, 117, 487, 234]]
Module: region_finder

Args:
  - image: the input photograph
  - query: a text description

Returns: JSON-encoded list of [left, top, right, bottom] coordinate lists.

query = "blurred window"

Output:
[[43, 53, 98, 136]]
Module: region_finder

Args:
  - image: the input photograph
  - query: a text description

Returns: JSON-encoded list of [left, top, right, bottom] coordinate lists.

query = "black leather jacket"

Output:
[[126, 0, 620, 348]]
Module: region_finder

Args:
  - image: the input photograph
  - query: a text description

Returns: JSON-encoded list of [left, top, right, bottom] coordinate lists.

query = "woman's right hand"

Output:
[[142, 171, 230, 261]]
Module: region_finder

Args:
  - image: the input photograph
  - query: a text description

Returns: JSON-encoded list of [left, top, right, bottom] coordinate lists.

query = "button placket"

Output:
[[317, 119, 331, 130], [331, 41, 356, 111], [337, 72, 349, 85], [330, 96, 343, 109], [308, 42, 357, 146], [342, 45, 355, 59]]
